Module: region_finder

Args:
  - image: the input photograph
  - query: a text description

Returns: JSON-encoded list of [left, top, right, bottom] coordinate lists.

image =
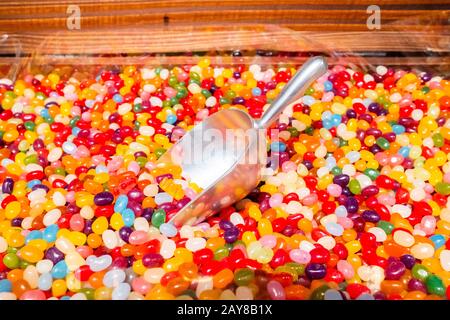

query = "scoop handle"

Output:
[[256, 56, 328, 129]]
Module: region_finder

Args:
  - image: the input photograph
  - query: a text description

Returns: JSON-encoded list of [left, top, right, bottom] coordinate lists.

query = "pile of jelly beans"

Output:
[[1, 59, 450, 300]]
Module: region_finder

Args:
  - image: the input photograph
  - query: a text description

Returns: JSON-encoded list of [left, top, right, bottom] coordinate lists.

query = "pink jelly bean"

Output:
[[337, 217, 354, 229], [69, 214, 85, 232], [269, 193, 283, 207], [327, 184, 342, 197], [267, 280, 285, 300], [337, 260, 355, 279], [20, 290, 46, 300], [76, 245, 93, 258], [289, 249, 311, 264], [259, 235, 277, 249], [128, 231, 149, 245], [132, 277, 152, 295], [302, 194, 318, 206]]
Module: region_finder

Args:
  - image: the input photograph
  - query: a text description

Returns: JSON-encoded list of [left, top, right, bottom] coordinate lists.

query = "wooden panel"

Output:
[[0, 0, 448, 32], [1, 28, 448, 55]]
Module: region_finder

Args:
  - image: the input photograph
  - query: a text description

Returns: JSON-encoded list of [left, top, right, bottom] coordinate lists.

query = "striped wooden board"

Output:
[[0, 0, 449, 78]]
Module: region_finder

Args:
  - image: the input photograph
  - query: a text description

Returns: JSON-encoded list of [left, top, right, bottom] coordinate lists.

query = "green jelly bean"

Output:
[[189, 72, 200, 81], [305, 88, 314, 95], [168, 76, 178, 87], [201, 89, 211, 98], [376, 137, 390, 150], [214, 246, 229, 261], [432, 133, 444, 148], [287, 127, 299, 138], [234, 268, 254, 286], [3, 253, 20, 269], [331, 166, 342, 176], [377, 221, 394, 235], [151, 209, 166, 228], [412, 264, 429, 281], [435, 182, 450, 196], [426, 275, 445, 296], [310, 285, 329, 300], [24, 154, 38, 165], [24, 121, 36, 131], [348, 179, 361, 195], [219, 97, 230, 105], [133, 103, 142, 112], [169, 97, 179, 106], [364, 168, 380, 180], [225, 90, 236, 99], [79, 288, 95, 300], [154, 148, 166, 159], [285, 262, 305, 276]]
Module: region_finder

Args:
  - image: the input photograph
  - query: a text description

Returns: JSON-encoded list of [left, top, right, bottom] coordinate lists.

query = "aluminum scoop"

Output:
[[156, 56, 328, 226]]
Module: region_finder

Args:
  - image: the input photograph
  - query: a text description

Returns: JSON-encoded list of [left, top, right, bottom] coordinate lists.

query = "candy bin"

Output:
[[0, 0, 449, 302]]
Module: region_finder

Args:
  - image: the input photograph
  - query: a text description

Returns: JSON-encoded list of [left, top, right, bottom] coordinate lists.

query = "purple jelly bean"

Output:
[[94, 191, 114, 206], [361, 185, 379, 197], [385, 260, 406, 280], [31, 184, 49, 193], [11, 218, 23, 227], [141, 208, 154, 222], [400, 254, 415, 269], [333, 174, 350, 187], [219, 220, 234, 230], [119, 226, 133, 243], [305, 263, 326, 279], [408, 278, 427, 293], [345, 197, 359, 213], [142, 253, 164, 268], [128, 189, 144, 202], [45, 247, 64, 264], [2, 177, 14, 194], [83, 220, 93, 234], [361, 210, 380, 223]]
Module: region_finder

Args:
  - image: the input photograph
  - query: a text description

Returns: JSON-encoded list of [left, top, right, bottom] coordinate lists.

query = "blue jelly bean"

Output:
[[270, 142, 286, 152], [430, 234, 446, 249], [27, 179, 41, 189], [114, 195, 128, 213], [43, 224, 59, 243], [159, 223, 178, 237], [72, 127, 81, 136], [331, 114, 342, 126], [252, 87, 261, 96], [324, 81, 333, 92], [322, 120, 333, 129], [302, 96, 315, 106], [60, 296, 71, 300], [40, 109, 50, 118], [399, 146, 410, 158], [112, 283, 131, 300], [113, 94, 123, 103], [122, 208, 135, 227], [25, 230, 43, 244], [321, 111, 332, 120], [392, 125, 405, 134], [0, 279, 12, 293], [335, 205, 348, 217], [166, 114, 177, 124], [52, 260, 68, 279], [325, 222, 344, 236], [38, 273, 53, 291]]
